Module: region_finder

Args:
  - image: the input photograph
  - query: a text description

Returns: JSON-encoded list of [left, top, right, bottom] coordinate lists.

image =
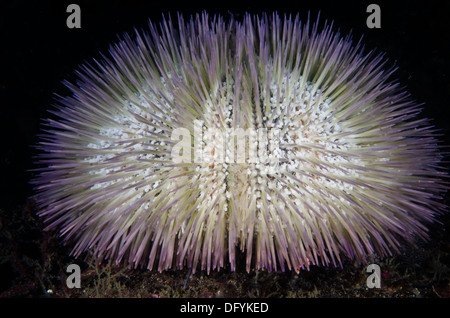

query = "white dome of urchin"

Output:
[[34, 12, 447, 274]]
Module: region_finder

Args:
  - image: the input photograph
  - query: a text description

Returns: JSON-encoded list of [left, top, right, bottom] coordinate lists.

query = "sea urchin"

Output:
[[34, 13, 447, 273]]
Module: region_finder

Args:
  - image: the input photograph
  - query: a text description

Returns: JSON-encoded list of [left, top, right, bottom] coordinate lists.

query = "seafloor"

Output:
[[1, 199, 449, 298]]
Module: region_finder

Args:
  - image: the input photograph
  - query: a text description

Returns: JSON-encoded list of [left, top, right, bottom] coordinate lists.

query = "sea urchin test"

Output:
[[34, 13, 447, 273]]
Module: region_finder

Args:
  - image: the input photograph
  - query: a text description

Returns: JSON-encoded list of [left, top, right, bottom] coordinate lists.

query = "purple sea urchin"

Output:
[[34, 13, 447, 274]]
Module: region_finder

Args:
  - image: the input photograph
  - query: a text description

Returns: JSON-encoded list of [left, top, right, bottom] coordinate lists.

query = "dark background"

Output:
[[1, 0, 449, 230], [0, 0, 450, 299]]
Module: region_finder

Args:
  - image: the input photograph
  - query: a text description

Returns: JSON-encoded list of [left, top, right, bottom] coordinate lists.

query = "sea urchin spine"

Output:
[[34, 13, 447, 273]]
